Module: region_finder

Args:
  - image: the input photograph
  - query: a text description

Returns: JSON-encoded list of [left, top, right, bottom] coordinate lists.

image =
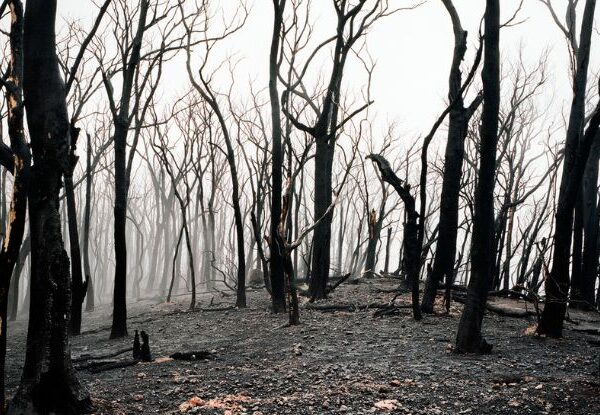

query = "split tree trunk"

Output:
[[0, 1, 30, 410], [367, 154, 422, 321]]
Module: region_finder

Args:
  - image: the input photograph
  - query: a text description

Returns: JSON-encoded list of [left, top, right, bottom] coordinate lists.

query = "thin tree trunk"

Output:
[[65, 127, 85, 335], [83, 133, 94, 312]]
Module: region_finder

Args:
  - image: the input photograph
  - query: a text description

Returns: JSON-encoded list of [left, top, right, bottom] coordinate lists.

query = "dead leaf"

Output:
[[374, 399, 399, 411]]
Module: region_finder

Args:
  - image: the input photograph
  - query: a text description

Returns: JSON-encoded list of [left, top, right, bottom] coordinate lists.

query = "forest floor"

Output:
[[5, 278, 600, 415]]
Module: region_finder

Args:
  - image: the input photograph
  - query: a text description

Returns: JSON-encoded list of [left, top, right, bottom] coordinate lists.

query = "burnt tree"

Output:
[[8, 0, 92, 412], [538, 0, 597, 337], [367, 154, 422, 321], [268, 0, 288, 313], [0, 0, 31, 410], [421, 0, 482, 313], [455, 0, 500, 354]]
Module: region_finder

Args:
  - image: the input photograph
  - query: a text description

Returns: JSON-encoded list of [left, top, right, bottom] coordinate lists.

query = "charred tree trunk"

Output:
[[8, 237, 30, 322], [455, 0, 500, 354], [571, 195, 584, 301], [384, 227, 392, 274], [575, 136, 600, 309], [539, 0, 597, 338], [83, 133, 94, 312], [367, 155, 422, 321], [65, 126, 86, 335], [309, 137, 334, 299], [0, 1, 31, 411], [111, 120, 129, 339], [422, 0, 481, 313], [109, 1, 150, 339], [8, 0, 92, 412], [268, 0, 287, 313]]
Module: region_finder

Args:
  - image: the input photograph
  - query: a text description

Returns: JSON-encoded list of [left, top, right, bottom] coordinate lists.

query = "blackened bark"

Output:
[[83, 133, 94, 312], [309, 138, 334, 299], [111, 121, 129, 339], [367, 154, 422, 321], [383, 227, 392, 274], [422, 0, 480, 314], [109, 1, 150, 339], [0, 1, 31, 410], [66, 126, 86, 335], [574, 136, 600, 309], [269, 0, 287, 313], [8, 237, 30, 322], [539, 0, 597, 338], [571, 195, 584, 301], [9, 0, 92, 412], [455, 0, 500, 354]]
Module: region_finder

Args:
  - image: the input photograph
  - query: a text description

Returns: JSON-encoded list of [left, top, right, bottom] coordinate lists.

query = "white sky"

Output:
[[55, 0, 591, 143]]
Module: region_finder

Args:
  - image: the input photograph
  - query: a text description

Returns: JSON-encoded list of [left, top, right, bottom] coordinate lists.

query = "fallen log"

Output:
[[305, 303, 391, 312], [72, 347, 134, 364], [486, 303, 536, 318], [571, 326, 600, 336], [453, 293, 536, 318], [75, 359, 139, 373]]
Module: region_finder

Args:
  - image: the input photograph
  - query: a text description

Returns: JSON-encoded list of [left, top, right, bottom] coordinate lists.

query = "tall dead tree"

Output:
[[421, 0, 482, 313], [282, 0, 393, 300], [61, 0, 112, 335], [179, 0, 249, 308], [100, 0, 180, 337], [105, 0, 149, 338], [268, 0, 288, 313], [8, 0, 92, 412], [455, 0, 500, 354], [538, 0, 598, 337]]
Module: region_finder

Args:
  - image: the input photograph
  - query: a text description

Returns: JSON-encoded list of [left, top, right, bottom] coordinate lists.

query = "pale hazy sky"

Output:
[[56, 0, 596, 140]]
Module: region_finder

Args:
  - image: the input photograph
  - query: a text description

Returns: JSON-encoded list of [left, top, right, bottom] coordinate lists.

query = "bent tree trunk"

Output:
[[367, 154, 422, 321], [9, 0, 92, 412], [455, 0, 500, 354]]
